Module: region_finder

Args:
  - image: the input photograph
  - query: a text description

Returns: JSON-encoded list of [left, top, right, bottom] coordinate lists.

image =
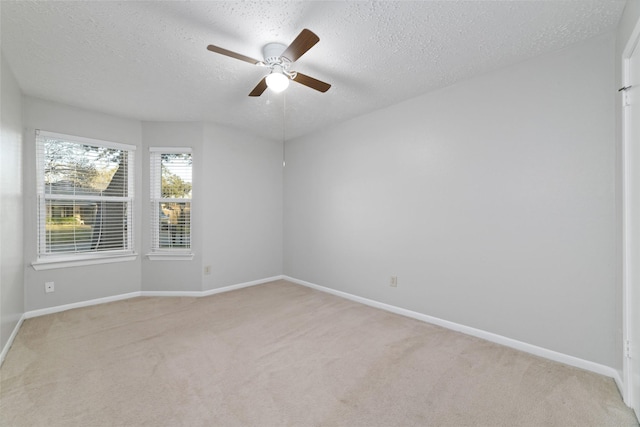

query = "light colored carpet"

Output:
[[1, 280, 637, 426]]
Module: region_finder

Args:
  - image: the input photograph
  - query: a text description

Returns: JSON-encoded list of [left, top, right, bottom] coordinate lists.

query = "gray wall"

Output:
[[141, 122, 204, 292], [140, 121, 284, 292], [1, 53, 24, 351], [22, 97, 143, 311], [20, 103, 283, 309], [202, 123, 283, 290], [284, 34, 619, 368]]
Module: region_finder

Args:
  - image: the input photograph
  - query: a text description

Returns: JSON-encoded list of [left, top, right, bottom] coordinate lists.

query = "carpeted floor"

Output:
[[1, 280, 638, 426]]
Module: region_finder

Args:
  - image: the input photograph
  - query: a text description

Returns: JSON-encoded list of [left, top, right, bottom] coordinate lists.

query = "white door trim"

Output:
[[622, 14, 640, 413]]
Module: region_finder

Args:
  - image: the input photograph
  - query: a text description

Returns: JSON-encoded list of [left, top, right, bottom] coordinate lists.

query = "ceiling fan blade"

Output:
[[207, 44, 262, 65], [281, 29, 319, 62], [248, 77, 268, 97], [293, 72, 331, 93]]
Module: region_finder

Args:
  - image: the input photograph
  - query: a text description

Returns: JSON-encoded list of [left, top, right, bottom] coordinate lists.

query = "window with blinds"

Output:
[[35, 130, 136, 260], [149, 148, 192, 254]]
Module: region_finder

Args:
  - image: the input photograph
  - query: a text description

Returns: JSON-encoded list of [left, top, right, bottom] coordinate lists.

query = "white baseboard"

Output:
[[23, 276, 285, 317], [140, 275, 284, 297], [0, 314, 26, 366], [24, 292, 143, 319], [201, 275, 284, 296], [139, 290, 202, 297], [284, 276, 621, 383]]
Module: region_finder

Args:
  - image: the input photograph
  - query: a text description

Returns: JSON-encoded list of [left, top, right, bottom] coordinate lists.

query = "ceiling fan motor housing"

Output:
[[263, 43, 288, 65]]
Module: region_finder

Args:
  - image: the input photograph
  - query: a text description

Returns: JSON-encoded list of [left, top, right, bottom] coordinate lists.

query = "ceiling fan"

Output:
[[207, 29, 331, 97]]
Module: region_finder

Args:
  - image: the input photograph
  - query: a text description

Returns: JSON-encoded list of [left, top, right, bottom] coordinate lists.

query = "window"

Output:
[[149, 148, 192, 259], [35, 130, 136, 268]]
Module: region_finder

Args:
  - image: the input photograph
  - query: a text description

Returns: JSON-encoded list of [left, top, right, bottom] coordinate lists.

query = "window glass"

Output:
[[150, 150, 192, 251], [36, 131, 135, 259]]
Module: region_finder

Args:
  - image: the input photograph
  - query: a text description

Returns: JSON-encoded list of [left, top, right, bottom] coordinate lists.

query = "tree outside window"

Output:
[[36, 131, 135, 258], [150, 149, 192, 252]]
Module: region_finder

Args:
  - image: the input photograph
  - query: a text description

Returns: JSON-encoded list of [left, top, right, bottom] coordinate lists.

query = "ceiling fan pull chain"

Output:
[[283, 92, 287, 168]]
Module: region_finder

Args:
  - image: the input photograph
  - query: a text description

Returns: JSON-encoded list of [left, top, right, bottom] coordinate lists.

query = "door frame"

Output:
[[622, 14, 640, 414]]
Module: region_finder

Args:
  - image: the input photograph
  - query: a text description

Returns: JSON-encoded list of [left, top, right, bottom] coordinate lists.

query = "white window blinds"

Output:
[[149, 148, 192, 252], [35, 130, 136, 259]]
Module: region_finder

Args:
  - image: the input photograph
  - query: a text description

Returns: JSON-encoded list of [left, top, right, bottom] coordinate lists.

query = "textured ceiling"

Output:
[[0, 1, 627, 141]]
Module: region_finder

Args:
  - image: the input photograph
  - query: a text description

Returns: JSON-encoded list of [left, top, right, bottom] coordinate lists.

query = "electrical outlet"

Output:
[[204, 265, 212, 275], [390, 276, 398, 287], [45, 282, 55, 293]]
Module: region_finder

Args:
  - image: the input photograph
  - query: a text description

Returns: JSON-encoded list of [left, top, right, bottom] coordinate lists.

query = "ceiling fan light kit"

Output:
[[266, 70, 290, 93], [206, 29, 331, 97]]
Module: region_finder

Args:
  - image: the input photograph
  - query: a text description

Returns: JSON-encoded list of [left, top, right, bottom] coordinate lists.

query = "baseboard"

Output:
[[140, 275, 285, 297], [284, 276, 621, 382], [22, 276, 285, 317], [201, 275, 284, 296], [0, 313, 26, 366], [24, 292, 142, 319], [139, 290, 203, 297]]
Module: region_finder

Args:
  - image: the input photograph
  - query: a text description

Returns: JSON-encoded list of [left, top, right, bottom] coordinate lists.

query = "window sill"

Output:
[[146, 252, 194, 261], [32, 253, 138, 271]]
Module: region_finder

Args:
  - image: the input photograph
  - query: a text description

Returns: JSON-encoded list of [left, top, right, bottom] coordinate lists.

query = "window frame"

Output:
[[32, 130, 137, 270], [147, 147, 193, 261]]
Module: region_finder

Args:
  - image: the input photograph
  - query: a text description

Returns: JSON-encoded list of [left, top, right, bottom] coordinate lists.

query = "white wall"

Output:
[[22, 97, 143, 311], [1, 53, 24, 351], [284, 34, 618, 368], [202, 123, 283, 290], [141, 122, 204, 292]]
